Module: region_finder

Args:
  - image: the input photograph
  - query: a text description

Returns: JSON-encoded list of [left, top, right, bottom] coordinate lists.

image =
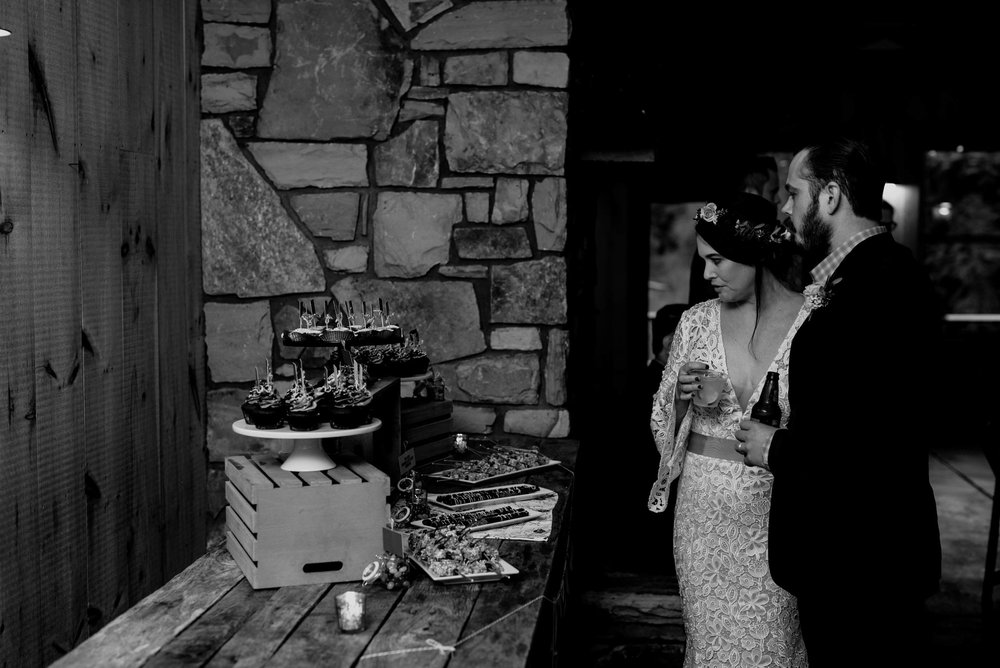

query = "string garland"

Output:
[[359, 594, 551, 660]]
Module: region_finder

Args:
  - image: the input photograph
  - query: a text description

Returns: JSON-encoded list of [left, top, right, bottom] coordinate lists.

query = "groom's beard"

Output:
[[799, 195, 832, 271]]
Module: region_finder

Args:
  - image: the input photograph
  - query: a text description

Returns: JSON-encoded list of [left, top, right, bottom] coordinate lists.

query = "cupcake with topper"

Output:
[[242, 359, 285, 429], [351, 329, 429, 378], [327, 303, 353, 343], [284, 363, 324, 431], [287, 300, 325, 344], [286, 299, 353, 345], [392, 329, 430, 376], [326, 360, 373, 428], [376, 298, 400, 342]]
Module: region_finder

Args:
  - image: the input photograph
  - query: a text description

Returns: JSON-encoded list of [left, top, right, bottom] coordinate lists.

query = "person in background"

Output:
[[650, 193, 810, 667], [689, 155, 781, 305], [736, 137, 942, 667], [646, 304, 688, 405]]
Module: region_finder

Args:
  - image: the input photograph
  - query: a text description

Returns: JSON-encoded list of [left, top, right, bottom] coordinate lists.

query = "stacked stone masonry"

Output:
[[201, 0, 571, 487]]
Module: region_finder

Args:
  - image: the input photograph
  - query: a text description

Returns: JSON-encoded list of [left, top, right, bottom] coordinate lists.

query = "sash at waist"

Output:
[[687, 432, 744, 463]]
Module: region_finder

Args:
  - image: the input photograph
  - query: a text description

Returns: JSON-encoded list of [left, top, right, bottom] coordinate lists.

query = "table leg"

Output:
[[281, 438, 337, 472]]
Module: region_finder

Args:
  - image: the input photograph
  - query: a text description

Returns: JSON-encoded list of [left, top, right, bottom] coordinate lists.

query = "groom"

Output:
[[736, 137, 942, 667]]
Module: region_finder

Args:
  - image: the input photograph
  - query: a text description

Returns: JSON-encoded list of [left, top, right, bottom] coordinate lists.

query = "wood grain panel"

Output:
[[117, 0, 155, 155], [48, 541, 244, 668], [359, 577, 480, 668], [154, 0, 206, 581], [0, 1, 203, 663], [0, 4, 44, 665], [26, 1, 88, 662], [145, 579, 276, 667], [269, 584, 406, 666], [120, 149, 163, 603], [205, 583, 332, 667], [77, 0, 131, 643]]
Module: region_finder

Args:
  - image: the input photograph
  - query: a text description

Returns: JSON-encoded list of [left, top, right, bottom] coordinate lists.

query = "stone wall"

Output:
[[199, 0, 571, 511]]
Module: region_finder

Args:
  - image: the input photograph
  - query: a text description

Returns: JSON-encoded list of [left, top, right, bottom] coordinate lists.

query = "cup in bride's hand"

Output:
[[693, 369, 726, 408]]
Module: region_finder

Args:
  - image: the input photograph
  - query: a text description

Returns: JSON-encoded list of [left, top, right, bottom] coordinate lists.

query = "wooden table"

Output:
[[53, 439, 578, 667]]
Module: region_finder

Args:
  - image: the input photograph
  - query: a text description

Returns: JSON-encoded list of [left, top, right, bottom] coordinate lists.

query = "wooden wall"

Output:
[[0, 1, 205, 665]]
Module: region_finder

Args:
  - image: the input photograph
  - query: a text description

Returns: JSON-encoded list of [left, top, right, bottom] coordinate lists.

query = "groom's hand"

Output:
[[735, 419, 777, 469]]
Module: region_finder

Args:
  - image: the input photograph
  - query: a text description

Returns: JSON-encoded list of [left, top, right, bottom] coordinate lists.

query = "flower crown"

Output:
[[695, 202, 793, 246]]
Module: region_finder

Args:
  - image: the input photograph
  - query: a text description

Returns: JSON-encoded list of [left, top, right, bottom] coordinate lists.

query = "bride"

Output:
[[649, 193, 812, 667]]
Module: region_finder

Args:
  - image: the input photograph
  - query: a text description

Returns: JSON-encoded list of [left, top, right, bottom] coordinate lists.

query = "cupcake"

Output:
[[253, 393, 287, 429], [284, 364, 323, 431], [376, 299, 401, 342], [242, 362, 286, 429], [400, 347, 430, 376], [392, 330, 430, 376], [378, 324, 401, 343], [325, 360, 372, 428], [241, 376, 263, 426], [350, 346, 385, 377], [317, 308, 353, 344], [329, 386, 372, 428], [288, 306, 324, 343]]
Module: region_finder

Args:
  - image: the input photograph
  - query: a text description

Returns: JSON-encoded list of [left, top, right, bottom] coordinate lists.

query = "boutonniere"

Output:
[[803, 283, 829, 310], [804, 277, 842, 314]]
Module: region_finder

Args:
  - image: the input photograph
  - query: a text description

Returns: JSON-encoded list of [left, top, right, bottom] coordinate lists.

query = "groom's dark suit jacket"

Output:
[[767, 233, 942, 601]]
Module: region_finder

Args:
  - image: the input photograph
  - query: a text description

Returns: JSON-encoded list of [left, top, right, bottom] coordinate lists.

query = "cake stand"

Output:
[[232, 418, 382, 472], [400, 369, 433, 398]]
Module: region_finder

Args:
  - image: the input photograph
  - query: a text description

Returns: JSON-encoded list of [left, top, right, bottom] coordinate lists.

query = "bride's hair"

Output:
[[695, 193, 802, 356]]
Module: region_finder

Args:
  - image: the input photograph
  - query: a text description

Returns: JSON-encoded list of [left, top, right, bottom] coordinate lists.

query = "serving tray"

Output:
[[409, 506, 543, 532], [428, 484, 553, 511], [422, 457, 561, 485], [409, 556, 518, 584]]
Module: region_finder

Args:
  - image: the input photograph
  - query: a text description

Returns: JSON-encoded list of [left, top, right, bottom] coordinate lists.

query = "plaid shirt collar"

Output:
[[809, 226, 890, 286]]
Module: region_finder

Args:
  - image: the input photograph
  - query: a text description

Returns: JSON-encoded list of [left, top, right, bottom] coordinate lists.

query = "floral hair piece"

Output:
[[696, 203, 720, 224], [694, 202, 792, 247]]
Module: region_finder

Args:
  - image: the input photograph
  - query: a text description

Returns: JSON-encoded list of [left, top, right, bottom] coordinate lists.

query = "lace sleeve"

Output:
[[648, 310, 695, 513]]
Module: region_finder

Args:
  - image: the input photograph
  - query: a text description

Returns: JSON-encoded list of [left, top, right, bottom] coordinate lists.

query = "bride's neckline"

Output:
[[716, 298, 806, 413]]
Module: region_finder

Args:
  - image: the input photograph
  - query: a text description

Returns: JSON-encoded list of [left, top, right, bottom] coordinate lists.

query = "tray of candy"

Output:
[[428, 484, 554, 511], [409, 505, 542, 532]]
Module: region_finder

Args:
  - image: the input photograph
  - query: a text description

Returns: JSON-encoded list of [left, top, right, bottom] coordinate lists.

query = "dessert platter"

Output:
[[350, 329, 430, 379], [234, 359, 381, 472], [409, 556, 518, 584], [406, 526, 518, 584], [409, 504, 543, 532], [422, 446, 561, 485], [281, 297, 403, 347], [428, 484, 553, 511]]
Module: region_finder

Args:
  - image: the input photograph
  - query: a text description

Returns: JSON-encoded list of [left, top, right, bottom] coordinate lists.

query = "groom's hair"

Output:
[[801, 137, 884, 223]]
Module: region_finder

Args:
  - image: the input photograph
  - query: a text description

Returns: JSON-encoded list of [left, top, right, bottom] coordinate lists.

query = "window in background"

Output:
[[922, 150, 1000, 318], [882, 182, 920, 254]]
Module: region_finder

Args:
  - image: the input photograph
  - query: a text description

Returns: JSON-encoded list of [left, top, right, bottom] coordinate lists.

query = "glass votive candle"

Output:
[[335, 590, 366, 632]]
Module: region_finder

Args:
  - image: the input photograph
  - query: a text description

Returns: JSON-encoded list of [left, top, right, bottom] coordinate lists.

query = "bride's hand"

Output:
[[676, 361, 708, 401]]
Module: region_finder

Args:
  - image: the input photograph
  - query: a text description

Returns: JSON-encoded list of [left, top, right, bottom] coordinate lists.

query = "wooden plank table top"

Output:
[[54, 439, 578, 668]]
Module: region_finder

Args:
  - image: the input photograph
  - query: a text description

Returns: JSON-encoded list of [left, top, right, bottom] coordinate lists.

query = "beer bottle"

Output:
[[750, 371, 782, 427]]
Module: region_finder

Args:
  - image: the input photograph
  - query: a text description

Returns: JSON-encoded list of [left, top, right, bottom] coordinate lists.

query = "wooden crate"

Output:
[[401, 397, 454, 466], [225, 454, 390, 589], [401, 398, 453, 427]]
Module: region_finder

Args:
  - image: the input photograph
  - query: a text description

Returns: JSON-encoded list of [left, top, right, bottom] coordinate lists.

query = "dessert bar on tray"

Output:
[[409, 505, 543, 532], [428, 484, 553, 510]]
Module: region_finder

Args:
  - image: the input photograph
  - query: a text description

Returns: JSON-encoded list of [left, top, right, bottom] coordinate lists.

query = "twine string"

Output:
[[359, 595, 549, 661]]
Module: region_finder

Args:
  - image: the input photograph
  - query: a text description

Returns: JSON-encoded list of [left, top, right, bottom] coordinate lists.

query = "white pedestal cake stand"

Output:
[[231, 418, 382, 472]]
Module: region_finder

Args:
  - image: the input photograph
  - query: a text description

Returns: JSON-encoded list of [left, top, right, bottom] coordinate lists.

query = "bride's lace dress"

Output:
[[649, 299, 810, 667]]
